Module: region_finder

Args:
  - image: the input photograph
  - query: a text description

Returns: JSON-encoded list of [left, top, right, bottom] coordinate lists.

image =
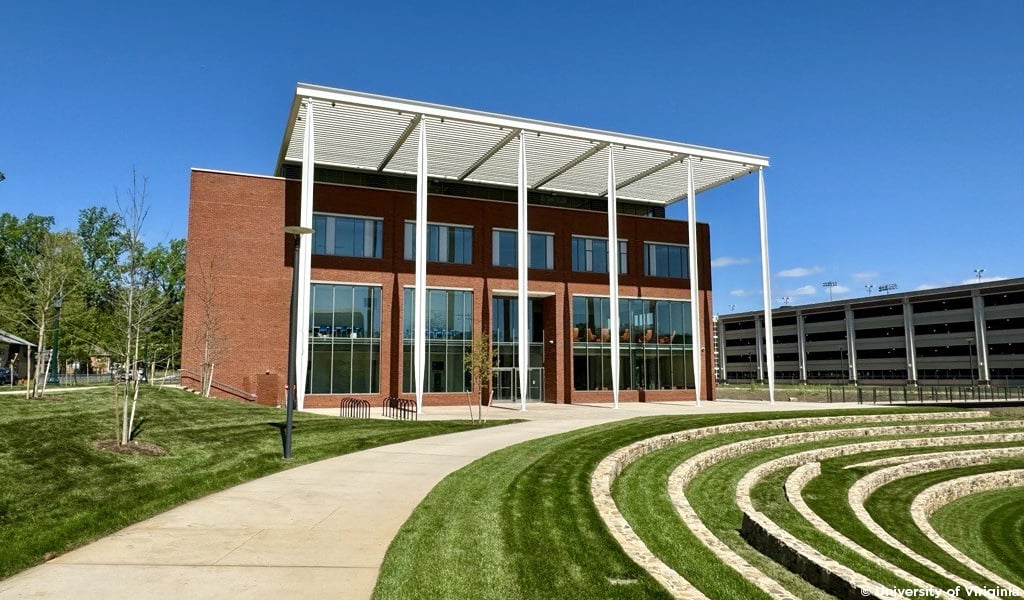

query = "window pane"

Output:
[[404, 222, 415, 261], [313, 215, 327, 255]]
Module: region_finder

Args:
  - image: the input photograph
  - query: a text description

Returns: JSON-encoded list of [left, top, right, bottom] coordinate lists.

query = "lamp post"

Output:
[[283, 225, 314, 460], [974, 268, 985, 283], [966, 337, 976, 398], [46, 294, 63, 385], [865, 284, 874, 295]]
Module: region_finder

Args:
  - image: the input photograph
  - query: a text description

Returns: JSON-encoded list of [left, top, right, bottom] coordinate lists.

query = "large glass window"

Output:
[[644, 242, 688, 278], [312, 213, 383, 258], [306, 284, 381, 394], [571, 236, 627, 274], [402, 289, 473, 392], [492, 230, 554, 269], [571, 295, 692, 391], [404, 222, 472, 264]]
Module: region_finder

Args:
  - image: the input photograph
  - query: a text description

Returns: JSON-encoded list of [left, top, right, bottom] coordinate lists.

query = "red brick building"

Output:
[[182, 84, 773, 409]]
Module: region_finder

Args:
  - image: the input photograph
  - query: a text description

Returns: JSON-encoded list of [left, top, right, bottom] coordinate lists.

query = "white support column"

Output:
[[757, 167, 776, 404], [716, 318, 728, 383], [902, 298, 918, 384], [517, 132, 529, 412], [844, 305, 858, 383], [754, 316, 765, 381], [607, 147, 620, 409], [972, 291, 991, 383], [296, 98, 315, 410], [686, 157, 701, 406], [796, 310, 808, 383], [414, 120, 428, 414]]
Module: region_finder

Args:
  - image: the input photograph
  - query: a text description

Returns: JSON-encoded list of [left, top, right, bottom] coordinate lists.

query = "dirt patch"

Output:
[[93, 439, 168, 456]]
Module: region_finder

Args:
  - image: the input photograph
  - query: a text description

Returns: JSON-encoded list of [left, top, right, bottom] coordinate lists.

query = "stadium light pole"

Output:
[[823, 281, 837, 302], [879, 283, 898, 295], [865, 284, 874, 295], [974, 268, 985, 283], [283, 225, 315, 460]]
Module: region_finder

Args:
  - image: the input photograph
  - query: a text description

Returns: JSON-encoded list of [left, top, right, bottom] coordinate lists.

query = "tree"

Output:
[[0, 228, 83, 398], [463, 334, 496, 423], [189, 256, 226, 397]]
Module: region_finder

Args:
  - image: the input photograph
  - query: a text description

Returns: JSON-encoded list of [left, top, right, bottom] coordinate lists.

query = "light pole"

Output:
[[974, 268, 985, 283], [780, 296, 791, 306], [46, 294, 63, 385], [823, 281, 838, 302], [966, 337, 976, 397], [728, 304, 736, 312], [283, 225, 314, 460], [865, 284, 874, 295], [878, 283, 898, 295]]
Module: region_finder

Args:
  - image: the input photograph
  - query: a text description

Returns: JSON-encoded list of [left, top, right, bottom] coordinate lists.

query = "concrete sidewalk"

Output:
[[0, 399, 875, 599]]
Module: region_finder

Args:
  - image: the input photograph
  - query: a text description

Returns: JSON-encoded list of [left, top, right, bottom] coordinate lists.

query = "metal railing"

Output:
[[340, 397, 370, 419], [382, 396, 417, 420], [825, 384, 1024, 404], [179, 369, 257, 402]]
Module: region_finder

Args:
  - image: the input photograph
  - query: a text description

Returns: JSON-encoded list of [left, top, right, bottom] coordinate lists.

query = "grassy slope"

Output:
[[0, 386, 499, 579], [930, 487, 1024, 588], [373, 408, 927, 600]]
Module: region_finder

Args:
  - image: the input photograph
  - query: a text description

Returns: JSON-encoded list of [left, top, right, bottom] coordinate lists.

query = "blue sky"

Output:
[[2, 1, 1021, 313]]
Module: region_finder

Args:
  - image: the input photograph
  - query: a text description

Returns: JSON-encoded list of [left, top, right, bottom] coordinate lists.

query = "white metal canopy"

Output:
[[277, 84, 769, 204], [279, 83, 776, 410]]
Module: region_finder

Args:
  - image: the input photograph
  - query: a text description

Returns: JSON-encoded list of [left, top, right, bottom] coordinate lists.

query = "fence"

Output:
[[382, 396, 418, 420], [825, 384, 1024, 404]]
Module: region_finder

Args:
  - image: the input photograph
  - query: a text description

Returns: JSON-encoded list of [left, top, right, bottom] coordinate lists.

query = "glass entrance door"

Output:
[[492, 367, 544, 402]]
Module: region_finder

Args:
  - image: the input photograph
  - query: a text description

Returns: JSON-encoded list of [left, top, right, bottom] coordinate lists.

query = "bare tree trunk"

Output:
[[32, 320, 47, 399]]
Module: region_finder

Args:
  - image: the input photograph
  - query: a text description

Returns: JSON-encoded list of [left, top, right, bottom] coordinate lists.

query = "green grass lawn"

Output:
[[930, 486, 1024, 588], [372, 408, 933, 600], [0, 385, 501, 580]]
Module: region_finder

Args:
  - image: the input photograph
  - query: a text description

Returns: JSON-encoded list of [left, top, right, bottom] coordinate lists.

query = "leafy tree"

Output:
[[463, 334, 496, 423]]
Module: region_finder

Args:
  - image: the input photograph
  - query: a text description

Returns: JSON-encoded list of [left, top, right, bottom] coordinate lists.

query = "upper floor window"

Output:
[[312, 213, 383, 258], [571, 236, 626, 274], [404, 222, 473, 264], [492, 229, 554, 269], [644, 242, 688, 278]]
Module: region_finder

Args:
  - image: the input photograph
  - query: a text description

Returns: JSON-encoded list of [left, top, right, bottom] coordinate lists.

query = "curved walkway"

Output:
[[0, 400, 885, 599]]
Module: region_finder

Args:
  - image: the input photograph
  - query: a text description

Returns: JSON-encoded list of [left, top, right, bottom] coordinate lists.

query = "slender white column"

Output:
[[517, 132, 529, 411], [757, 167, 776, 404], [686, 157, 701, 406], [414, 121, 428, 413], [844, 305, 858, 383], [606, 147, 620, 409], [972, 291, 990, 383], [296, 98, 314, 410], [902, 298, 918, 384], [796, 310, 808, 382], [716, 317, 728, 383], [754, 316, 765, 381]]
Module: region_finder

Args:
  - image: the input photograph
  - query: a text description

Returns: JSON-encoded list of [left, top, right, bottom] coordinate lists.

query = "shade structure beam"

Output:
[[608, 153, 682, 196], [460, 127, 521, 181], [517, 132, 529, 411], [607, 147, 620, 409], [757, 167, 776, 404], [413, 120, 428, 413], [532, 141, 609, 190], [378, 114, 421, 172], [296, 98, 315, 410], [687, 157, 701, 406]]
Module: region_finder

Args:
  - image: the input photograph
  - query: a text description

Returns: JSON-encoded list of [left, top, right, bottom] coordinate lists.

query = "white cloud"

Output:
[[852, 272, 879, 281], [730, 289, 758, 297], [960, 276, 1007, 285], [915, 283, 940, 291], [788, 285, 817, 296], [833, 285, 850, 294], [778, 266, 823, 278], [711, 256, 751, 268]]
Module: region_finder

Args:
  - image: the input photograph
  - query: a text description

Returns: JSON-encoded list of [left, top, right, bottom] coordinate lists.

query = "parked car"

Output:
[[115, 364, 148, 383], [0, 367, 18, 385]]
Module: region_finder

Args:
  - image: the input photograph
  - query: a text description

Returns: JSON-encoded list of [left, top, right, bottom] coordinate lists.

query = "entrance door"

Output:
[[492, 367, 544, 402]]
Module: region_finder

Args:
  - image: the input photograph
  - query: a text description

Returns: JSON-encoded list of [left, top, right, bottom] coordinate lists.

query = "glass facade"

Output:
[[404, 222, 472, 264], [307, 284, 381, 394], [402, 288, 474, 392], [492, 230, 554, 269], [571, 295, 692, 391], [644, 242, 688, 278], [571, 236, 627, 274], [312, 213, 383, 258]]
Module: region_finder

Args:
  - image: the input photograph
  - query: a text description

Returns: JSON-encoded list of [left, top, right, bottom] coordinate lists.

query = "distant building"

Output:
[[717, 278, 1024, 385], [0, 330, 34, 380]]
